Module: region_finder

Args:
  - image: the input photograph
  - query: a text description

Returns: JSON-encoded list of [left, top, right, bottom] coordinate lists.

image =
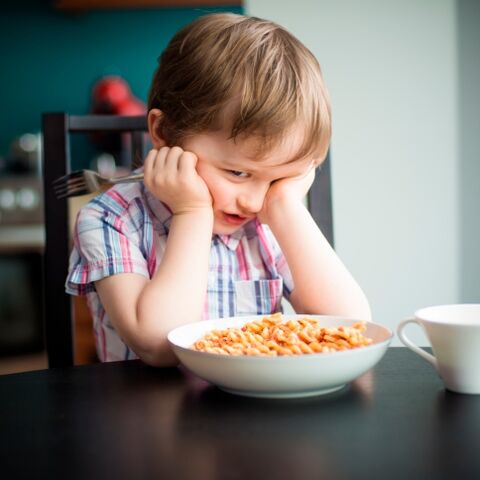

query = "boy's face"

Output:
[[181, 127, 312, 235]]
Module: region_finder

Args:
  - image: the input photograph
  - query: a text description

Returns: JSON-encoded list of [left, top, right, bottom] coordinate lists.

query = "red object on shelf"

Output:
[[89, 76, 147, 157], [91, 76, 146, 116]]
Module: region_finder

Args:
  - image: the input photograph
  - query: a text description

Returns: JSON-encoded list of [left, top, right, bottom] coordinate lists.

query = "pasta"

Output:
[[192, 313, 373, 356]]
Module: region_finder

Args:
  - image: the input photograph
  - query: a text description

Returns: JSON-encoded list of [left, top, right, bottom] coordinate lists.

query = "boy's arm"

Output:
[[95, 147, 214, 367], [95, 208, 213, 367], [262, 170, 372, 320]]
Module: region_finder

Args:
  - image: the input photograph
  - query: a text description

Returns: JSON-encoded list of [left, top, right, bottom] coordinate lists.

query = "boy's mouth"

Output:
[[221, 212, 250, 225]]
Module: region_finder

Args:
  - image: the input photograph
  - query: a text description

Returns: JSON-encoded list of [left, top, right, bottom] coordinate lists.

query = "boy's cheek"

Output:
[[194, 160, 215, 180], [197, 174, 220, 201], [267, 177, 290, 193]]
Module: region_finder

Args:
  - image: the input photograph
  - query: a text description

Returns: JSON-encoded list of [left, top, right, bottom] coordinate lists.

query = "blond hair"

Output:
[[148, 13, 331, 164]]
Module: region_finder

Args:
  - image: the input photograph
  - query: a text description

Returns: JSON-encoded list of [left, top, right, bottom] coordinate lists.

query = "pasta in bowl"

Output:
[[168, 314, 393, 398]]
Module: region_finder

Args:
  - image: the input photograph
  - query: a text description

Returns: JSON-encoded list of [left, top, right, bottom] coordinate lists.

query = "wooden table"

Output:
[[1, 348, 479, 479]]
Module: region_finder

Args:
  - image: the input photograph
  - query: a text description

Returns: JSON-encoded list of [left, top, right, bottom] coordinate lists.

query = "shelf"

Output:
[[54, 0, 242, 11]]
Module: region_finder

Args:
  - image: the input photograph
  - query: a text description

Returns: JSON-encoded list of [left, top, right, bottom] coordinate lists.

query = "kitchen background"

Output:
[[0, 0, 479, 372], [0, 0, 243, 373]]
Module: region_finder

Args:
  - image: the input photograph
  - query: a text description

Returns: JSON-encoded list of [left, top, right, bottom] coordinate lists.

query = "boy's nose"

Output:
[[237, 184, 269, 214]]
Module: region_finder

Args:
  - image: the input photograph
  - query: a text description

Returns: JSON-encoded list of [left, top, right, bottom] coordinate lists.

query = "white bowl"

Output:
[[168, 314, 393, 398]]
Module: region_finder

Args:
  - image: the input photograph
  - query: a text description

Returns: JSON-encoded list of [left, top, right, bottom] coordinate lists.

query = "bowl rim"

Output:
[[168, 314, 393, 362]]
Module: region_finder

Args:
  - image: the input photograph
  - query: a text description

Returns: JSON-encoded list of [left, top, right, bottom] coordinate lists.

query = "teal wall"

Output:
[[0, 2, 243, 162]]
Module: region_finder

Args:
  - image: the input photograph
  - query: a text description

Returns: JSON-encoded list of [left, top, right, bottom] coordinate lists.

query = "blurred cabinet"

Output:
[[0, 176, 44, 357], [0, 251, 43, 356]]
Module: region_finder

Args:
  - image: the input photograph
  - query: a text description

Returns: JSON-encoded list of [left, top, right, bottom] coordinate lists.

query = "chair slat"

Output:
[[131, 131, 145, 169], [69, 114, 147, 132], [308, 151, 334, 247], [42, 112, 75, 367]]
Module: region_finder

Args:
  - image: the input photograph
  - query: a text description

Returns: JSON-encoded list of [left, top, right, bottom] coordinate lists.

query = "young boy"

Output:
[[67, 13, 371, 367]]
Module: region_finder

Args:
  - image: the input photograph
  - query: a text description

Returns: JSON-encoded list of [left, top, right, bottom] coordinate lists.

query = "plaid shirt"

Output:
[[66, 182, 293, 361]]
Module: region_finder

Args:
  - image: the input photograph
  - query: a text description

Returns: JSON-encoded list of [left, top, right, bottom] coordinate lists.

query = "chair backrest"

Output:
[[42, 112, 333, 368]]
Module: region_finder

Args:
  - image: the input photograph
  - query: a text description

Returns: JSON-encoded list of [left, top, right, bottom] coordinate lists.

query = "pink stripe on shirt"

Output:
[[107, 189, 129, 209], [114, 216, 132, 271], [256, 223, 276, 269], [236, 241, 249, 280]]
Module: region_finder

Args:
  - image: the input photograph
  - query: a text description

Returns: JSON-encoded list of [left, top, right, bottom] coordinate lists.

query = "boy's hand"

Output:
[[258, 166, 315, 224], [143, 147, 212, 215]]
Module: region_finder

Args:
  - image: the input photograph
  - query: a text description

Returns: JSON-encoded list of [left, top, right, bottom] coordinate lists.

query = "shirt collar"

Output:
[[216, 219, 258, 251], [216, 229, 243, 251]]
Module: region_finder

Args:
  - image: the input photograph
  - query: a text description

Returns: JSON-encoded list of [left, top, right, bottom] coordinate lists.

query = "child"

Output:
[[67, 13, 371, 366]]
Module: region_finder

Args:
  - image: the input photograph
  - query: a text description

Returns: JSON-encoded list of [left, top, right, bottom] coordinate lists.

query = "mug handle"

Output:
[[397, 319, 437, 368]]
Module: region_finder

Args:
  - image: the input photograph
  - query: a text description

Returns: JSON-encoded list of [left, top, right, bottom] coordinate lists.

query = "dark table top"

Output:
[[1, 347, 479, 480]]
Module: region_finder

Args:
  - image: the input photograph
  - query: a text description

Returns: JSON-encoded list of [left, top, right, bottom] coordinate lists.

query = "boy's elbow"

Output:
[[354, 303, 372, 322], [134, 341, 180, 368], [350, 293, 372, 321]]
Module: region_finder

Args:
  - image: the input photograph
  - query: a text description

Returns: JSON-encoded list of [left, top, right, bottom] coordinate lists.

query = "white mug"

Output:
[[397, 304, 480, 394]]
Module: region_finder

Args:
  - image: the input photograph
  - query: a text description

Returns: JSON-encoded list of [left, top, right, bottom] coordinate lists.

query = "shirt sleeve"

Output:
[[66, 200, 150, 296]]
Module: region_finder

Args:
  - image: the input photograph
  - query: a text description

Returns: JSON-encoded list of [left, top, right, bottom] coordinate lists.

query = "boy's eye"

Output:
[[228, 170, 249, 178]]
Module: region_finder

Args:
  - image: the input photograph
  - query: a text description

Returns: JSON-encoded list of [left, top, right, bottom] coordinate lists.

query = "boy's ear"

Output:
[[147, 109, 168, 149]]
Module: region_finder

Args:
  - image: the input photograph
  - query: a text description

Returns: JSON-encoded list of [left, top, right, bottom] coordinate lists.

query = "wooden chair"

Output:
[[42, 112, 333, 368]]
